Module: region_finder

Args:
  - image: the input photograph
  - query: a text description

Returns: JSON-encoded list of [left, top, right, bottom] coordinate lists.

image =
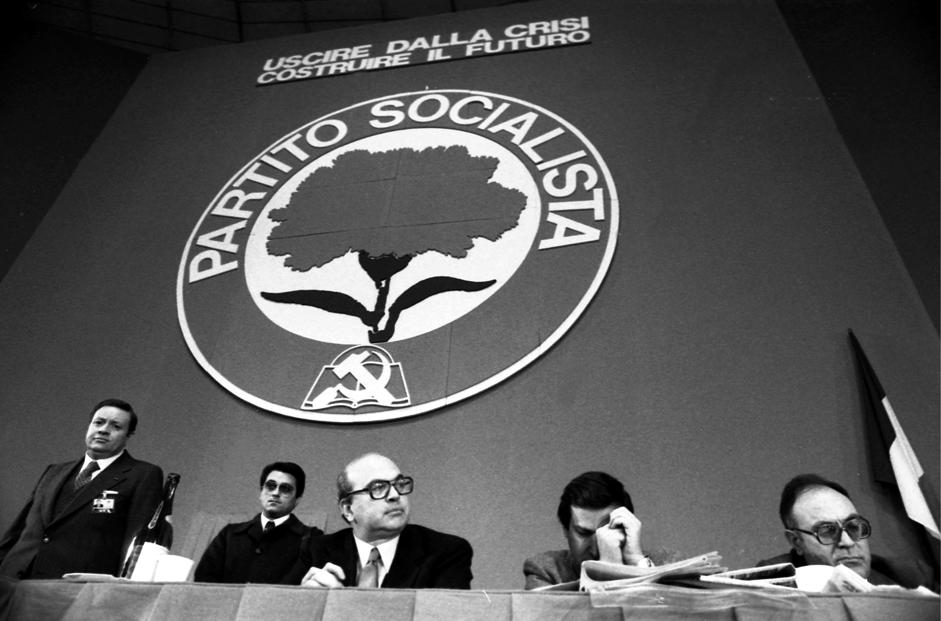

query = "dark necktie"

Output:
[[357, 547, 381, 588], [74, 461, 99, 490], [263, 520, 275, 534]]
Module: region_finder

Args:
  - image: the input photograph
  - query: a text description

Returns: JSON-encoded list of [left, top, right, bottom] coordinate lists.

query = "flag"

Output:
[[849, 329, 940, 540]]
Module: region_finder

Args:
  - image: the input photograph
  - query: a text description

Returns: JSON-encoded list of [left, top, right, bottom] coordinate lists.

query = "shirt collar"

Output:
[[353, 534, 399, 583], [261, 514, 292, 530], [82, 450, 124, 475]]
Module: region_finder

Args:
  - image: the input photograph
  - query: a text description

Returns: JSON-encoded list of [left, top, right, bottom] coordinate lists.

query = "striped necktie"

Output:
[[74, 461, 99, 490]]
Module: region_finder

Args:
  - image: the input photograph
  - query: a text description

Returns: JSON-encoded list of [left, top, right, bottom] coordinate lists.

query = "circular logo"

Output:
[[177, 90, 618, 423]]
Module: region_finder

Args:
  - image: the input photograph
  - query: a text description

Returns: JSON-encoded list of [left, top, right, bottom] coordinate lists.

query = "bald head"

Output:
[[337, 453, 411, 544], [784, 485, 872, 579]]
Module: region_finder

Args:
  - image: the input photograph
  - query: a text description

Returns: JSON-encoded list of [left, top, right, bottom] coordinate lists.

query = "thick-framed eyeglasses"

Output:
[[787, 516, 871, 545], [262, 480, 295, 495], [344, 476, 414, 500]]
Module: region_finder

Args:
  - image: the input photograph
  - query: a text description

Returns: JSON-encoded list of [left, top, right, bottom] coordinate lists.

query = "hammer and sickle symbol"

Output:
[[331, 348, 395, 404]]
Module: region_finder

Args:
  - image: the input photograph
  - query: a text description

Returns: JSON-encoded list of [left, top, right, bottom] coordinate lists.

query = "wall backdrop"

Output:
[[1, 0, 937, 588]]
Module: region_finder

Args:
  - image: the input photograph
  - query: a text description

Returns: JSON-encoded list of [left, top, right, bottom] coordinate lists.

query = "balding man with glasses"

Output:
[[283, 452, 473, 588], [757, 473, 935, 589]]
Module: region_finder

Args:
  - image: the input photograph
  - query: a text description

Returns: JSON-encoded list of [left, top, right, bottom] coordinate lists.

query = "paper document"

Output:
[[580, 551, 725, 591]]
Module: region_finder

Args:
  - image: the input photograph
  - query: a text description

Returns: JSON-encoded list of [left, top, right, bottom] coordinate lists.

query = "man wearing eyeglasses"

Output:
[[758, 473, 935, 588], [283, 452, 473, 589], [194, 462, 322, 583]]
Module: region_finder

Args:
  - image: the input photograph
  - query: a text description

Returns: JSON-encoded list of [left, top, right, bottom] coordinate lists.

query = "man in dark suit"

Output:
[[757, 473, 937, 589], [0, 398, 163, 579], [283, 452, 472, 589], [194, 461, 322, 583]]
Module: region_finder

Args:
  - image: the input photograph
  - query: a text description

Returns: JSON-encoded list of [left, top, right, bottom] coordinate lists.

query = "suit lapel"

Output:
[[284, 513, 306, 536], [243, 517, 263, 544], [40, 460, 81, 525], [382, 526, 424, 588], [50, 452, 133, 526], [329, 531, 360, 587]]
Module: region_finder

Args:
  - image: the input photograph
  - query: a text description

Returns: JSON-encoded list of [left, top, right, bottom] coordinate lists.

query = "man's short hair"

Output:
[[335, 452, 386, 502], [557, 471, 634, 529], [260, 461, 306, 498], [89, 398, 138, 435], [336, 467, 353, 502], [778, 473, 850, 527]]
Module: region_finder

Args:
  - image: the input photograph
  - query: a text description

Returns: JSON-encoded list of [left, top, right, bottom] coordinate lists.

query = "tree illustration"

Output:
[[263, 145, 527, 343]]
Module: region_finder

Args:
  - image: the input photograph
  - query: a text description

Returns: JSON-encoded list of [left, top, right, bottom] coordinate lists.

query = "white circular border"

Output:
[[177, 89, 620, 423]]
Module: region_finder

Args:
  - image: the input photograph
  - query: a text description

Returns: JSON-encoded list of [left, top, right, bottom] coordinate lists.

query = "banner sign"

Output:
[[256, 16, 590, 85], [178, 89, 618, 422]]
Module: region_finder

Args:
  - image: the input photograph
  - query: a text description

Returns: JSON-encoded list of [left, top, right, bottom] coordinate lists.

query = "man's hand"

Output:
[[596, 506, 646, 566], [300, 562, 346, 588], [595, 521, 626, 563]]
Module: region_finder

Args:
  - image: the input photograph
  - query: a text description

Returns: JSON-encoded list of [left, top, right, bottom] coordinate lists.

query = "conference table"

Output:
[[1, 578, 938, 620]]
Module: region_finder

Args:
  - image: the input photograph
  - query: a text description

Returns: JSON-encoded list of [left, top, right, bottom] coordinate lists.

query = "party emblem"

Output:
[[177, 90, 618, 422], [304, 345, 409, 410]]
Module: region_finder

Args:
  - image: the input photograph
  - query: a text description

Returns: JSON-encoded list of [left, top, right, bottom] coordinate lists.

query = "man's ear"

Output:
[[784, 530, 804, 556], [338, 499, 353, 524]]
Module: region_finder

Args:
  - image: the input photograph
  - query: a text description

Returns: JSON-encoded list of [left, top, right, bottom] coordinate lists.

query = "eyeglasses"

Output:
[[343, 476, 414, 500], [787, 516, 871, 545], [262, 480, 295, 495]]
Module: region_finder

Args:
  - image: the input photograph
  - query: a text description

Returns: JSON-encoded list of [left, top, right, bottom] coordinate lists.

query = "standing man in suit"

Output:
[[283, 452, 473, 589], [194, 461, 323, 583], [0, 398, 164, 579]]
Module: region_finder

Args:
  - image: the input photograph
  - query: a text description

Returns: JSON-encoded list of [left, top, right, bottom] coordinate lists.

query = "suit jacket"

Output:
[[523, 548, 680, 589], [0, 451, 163, 579], [194, 513, 322, 584], [282, 524, 473, 588], [757, 550, 937, 590]]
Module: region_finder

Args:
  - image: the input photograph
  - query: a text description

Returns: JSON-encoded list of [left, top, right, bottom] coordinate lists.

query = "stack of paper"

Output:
[[580, 552, 725, 591], [699, 562, 797, 589]]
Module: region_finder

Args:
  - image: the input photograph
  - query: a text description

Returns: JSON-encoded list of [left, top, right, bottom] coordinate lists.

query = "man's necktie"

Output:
[[357, 547, 381, 588], [263, 521, 275, 534], [74, 461, 99, 490]]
